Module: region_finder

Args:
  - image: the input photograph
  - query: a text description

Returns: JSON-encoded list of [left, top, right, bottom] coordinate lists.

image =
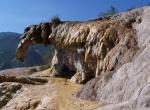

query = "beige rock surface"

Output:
[[77, 6, 150, 110], [0, 82, 22, 108], [16, 9, 139, 84], [1, 72, 100, 110]]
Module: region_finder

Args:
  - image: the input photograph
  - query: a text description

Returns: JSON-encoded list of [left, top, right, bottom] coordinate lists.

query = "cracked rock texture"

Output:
[[0, 82, 22, 108], [16, 8, 139, 84], [77, 6, 150, 110]]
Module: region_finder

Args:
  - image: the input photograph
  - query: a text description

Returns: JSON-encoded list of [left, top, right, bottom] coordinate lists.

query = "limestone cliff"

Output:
[[14, 6, 150, 110], [78, 6, 150, 110], [16, 10, 139, 84]]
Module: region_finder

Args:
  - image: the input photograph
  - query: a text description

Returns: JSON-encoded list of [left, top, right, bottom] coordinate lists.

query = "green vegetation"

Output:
[[127, 7, 136, 11], [51, 16, 61, 26], [98, 6, 118, 18]]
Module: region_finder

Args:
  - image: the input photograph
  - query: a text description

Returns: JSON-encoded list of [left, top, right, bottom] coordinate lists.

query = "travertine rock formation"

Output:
[[16, 10, 139, 83], [78, 6, 150, 110], [0, 82, 22, 108], [0, 75, 48, 85], [16, 6, 150, 110], [2, 74, 99, 110]]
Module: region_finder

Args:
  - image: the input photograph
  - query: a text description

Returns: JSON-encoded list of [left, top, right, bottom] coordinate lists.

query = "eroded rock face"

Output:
[[2, 82, 57, 110], [50, 20, 139, 84], [0, 82, 22, 108], [0, 75, 48, 85], [16, 10, 139, 83], [78, 6, 150, 110]]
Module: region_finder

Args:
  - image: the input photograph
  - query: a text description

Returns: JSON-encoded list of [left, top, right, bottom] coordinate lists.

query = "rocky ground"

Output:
[[0, 68, 101, 110], [0, 82, 22, 108]]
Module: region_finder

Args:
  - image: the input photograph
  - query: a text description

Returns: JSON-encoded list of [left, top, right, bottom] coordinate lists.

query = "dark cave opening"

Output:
[[60, 65, 76, 79]]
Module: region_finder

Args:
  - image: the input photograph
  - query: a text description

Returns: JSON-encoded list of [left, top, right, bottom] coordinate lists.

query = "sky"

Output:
[[0, 0, 150, 33]]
